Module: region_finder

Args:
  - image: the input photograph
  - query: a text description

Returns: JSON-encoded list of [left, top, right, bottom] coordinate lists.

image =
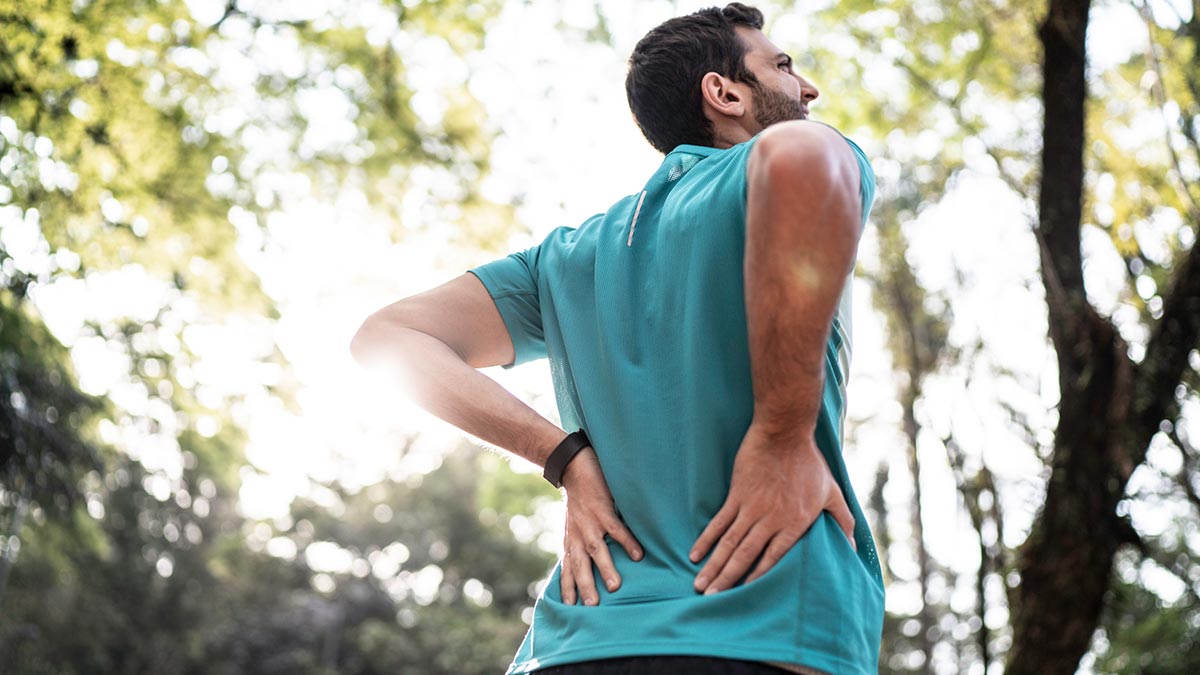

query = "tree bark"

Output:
[[1010, 0, 1200, 670], [1008, 0, 1124, 672]]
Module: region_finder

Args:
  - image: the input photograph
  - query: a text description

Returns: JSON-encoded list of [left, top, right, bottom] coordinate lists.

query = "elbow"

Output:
[[350, 306, 446, 367], [349, 318, 377, 365], [350, 313, 402, 366]]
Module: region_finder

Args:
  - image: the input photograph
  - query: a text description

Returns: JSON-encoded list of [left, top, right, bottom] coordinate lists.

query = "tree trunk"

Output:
[[943, 435, 996, 671], [1007, 0, 1133, 672], [901, 386, 936, 669], [1007, 0, 1200, 660]]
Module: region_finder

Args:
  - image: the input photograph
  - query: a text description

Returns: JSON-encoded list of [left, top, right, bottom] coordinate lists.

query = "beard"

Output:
[[749, 80, 807, 128]]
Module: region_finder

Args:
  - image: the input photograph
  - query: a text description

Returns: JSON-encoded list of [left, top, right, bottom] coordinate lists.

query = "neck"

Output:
[[709, 120, 759, 149]]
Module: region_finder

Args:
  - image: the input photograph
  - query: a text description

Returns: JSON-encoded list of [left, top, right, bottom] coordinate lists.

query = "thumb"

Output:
[[827, 495, 857, 553]]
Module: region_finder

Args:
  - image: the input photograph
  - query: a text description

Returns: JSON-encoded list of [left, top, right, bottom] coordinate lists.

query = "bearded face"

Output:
[[749, 79, 808, 129]]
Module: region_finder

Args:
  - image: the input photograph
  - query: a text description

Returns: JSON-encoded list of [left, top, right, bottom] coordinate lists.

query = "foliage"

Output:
[[780, 0, 1200, 671], [6, 0, 1200, 673], [0, 446, 555, 674], [1, 0, 537, 672], [1095, 546, 1200, 675]]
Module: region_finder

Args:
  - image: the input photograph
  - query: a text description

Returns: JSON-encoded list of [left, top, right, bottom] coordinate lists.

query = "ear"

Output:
[[699, 71, 747, 119]]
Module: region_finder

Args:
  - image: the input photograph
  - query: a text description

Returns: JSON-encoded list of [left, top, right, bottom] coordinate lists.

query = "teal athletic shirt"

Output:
[[468, 128, 884, 675]]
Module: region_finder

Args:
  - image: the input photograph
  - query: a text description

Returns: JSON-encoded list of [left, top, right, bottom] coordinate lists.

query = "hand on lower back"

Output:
[[689, 422, 856, 594], [559, 446, 643, 606]]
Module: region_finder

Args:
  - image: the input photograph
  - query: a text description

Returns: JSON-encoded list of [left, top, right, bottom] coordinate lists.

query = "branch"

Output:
[[942, 431, 1004, 671], [847, 20, 1032, 199], [889, 55, 1033, 199], [1121, 516, 1200, 606], [1132, 221, 1200, 458], [1036, 0, 1093, 367], [213, 1, 239, 29], [847, 17, 1086, 333], [867, 461, 893, 583], [1165, 427, 1200, 513], [1135, 0, 1200, 220]]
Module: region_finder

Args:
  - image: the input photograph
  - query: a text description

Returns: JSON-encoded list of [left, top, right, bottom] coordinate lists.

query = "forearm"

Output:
[[355, 323, 565, 467], [744, 125, 861, 444]]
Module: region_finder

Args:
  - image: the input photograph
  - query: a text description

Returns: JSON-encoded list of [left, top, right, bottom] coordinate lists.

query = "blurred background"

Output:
[[1, 0, 1198, 673]]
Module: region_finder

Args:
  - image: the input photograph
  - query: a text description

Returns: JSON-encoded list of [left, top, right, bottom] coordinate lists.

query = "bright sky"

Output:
[[6, 0, 1197, 672]]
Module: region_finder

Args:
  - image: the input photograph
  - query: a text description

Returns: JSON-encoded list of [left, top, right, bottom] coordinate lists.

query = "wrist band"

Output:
[[543, 429, 591, 489]]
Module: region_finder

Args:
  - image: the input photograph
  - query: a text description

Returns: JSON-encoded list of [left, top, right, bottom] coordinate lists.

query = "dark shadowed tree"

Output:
[[780, 0, 1200, 672]]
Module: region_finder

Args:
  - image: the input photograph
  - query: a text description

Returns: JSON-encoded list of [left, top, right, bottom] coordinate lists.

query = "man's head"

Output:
[[625, 3, 819, 154]]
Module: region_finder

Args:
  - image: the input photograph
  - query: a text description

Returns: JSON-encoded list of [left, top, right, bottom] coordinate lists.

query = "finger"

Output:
[[571, 542, 600, 606], [602, 514, 644, 562], [690, 503, 738, 563], [694, 515, 749, 592], [587, 535, 623, 593], [704, 522, 772, 594], [743, 531, 797, 585], [560, 551, 577, 605], [827, 498, 857, 553]]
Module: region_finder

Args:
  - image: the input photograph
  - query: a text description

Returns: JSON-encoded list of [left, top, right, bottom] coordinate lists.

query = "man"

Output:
[[350, 4, 884, 674]]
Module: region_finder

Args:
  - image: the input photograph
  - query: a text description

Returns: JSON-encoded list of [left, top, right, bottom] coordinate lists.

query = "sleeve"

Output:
[[467, 245, 547, 369]]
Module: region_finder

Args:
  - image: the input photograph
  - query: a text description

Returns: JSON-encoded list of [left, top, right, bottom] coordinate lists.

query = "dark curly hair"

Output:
[[625, 4, 765, 154]]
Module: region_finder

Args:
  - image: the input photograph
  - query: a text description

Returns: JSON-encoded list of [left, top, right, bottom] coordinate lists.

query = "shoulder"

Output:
[[749, 121, 857, 179]]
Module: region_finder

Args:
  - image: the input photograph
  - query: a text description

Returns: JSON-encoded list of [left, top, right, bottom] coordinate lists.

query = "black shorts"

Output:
[[531, 656, 794, 674]]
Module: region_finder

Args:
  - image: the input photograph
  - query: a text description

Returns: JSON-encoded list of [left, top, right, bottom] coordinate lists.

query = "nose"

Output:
[[795, 74, 819, 102]]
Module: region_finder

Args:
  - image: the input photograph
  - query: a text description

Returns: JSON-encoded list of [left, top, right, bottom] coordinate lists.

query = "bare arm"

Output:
[[691, 121, 863, 593], [350, 273, 564, 466], [744, 121, 862, 442], [350, 272, 642, 604]]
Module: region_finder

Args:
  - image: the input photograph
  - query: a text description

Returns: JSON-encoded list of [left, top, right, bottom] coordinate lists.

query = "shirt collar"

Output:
[[665, 143, 721, 158]]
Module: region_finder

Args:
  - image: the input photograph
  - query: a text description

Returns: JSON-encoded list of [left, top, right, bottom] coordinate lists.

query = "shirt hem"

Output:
[[505, 640, 873, 675]]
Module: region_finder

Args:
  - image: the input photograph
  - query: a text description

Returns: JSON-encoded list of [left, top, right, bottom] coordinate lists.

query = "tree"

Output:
[[788, 0, 1200, 671], [1007, 0, 1200, 670], [1, 0, 532, 671]]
